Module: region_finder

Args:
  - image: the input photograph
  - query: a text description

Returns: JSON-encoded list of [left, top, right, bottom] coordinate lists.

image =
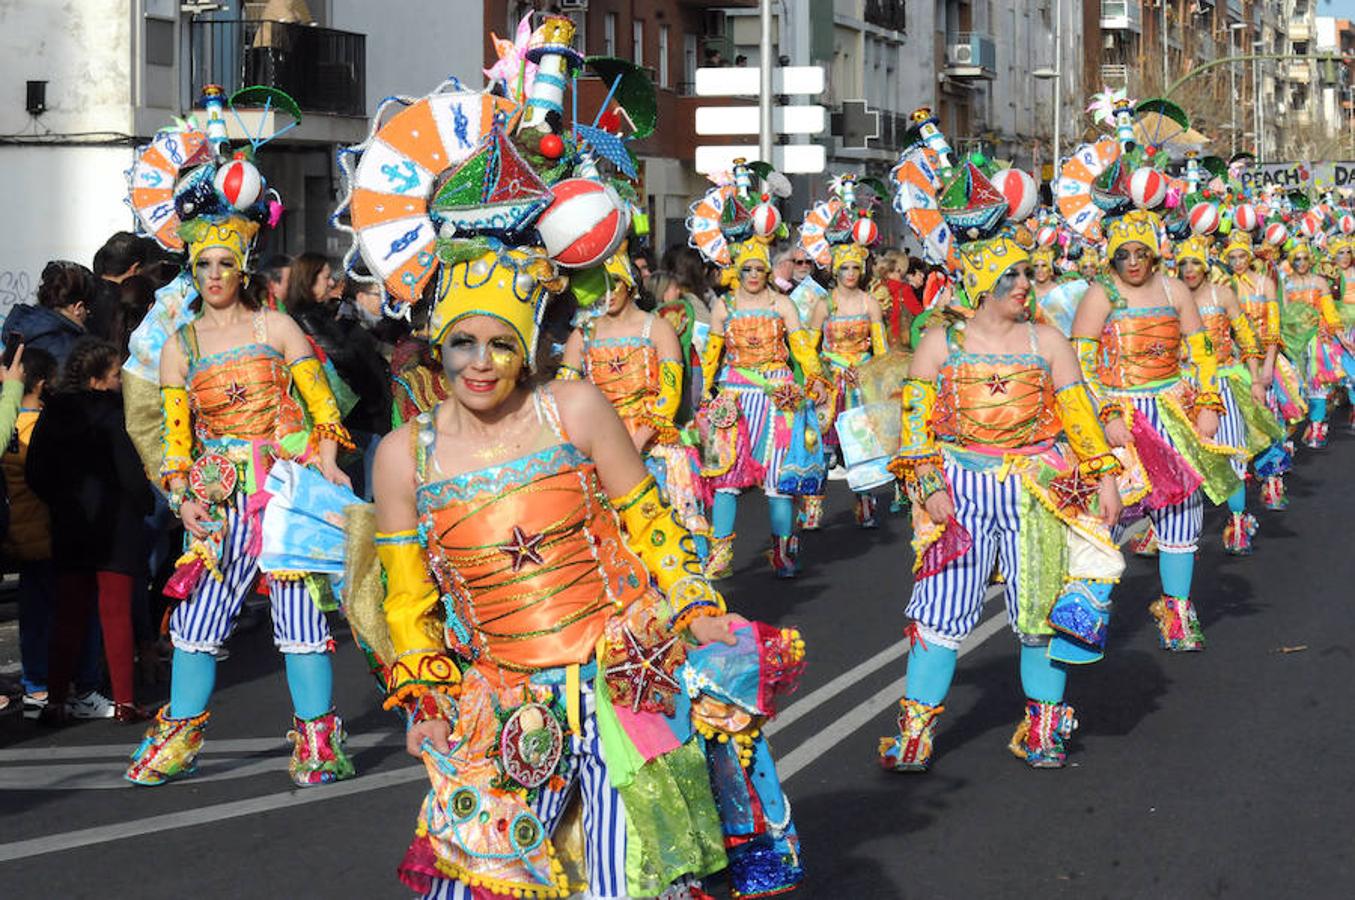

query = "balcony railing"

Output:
[[189, 19, 366, 117], [1100, 0, 1142, 33]]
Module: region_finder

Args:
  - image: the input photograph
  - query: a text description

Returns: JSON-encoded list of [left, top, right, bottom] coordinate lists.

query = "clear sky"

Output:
[[1321, 0, 1355, 22]]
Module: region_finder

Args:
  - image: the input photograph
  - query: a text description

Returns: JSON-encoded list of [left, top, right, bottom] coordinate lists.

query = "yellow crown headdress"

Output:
[[1329, 234, 1355, 256], [1223, 229, 1254, 261], [831, 242, 870, 273], [1105, 209, 1162, 260], [427, 246, 564, 370], [1175, 235, 1212, 268], [720, 237, 773, 288], [181, 215, 260, 273], [959, 236, 1029, 309], [1287, 239, 1314, 261], [1030, 246, 1057, 266]]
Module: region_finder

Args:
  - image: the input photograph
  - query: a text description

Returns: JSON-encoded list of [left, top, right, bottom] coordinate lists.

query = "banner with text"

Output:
[[1238, 162, 1355, 192]]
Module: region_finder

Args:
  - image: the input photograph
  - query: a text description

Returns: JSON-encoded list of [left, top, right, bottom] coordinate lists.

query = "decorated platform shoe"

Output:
[[797, 495, 825, 531], [1259, 475, 1288, 510], [125, 706, 210, 786], [1148, 595, 1206, 651], [879, 699, 944, 772], [854, 493, 878, 529], [287, 710, 357, 786], [1223, 512, 1258, 555], [1303, 420, 1329, 449], [1007, 700, 1078, 768], [704, 533, 735, 580], [767, 534, 800, 578]]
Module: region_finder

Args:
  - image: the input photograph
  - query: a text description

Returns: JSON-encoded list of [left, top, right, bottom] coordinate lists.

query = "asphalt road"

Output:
[[2, 436, 1354, 899]]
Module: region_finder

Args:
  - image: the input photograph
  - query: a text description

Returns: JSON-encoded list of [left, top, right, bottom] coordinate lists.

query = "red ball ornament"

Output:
[[539, 133, 565, 160]]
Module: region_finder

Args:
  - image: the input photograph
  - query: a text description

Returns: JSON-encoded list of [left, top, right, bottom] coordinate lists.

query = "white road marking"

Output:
[[0, 765, 429, 863], [0, 731, 405, 765]]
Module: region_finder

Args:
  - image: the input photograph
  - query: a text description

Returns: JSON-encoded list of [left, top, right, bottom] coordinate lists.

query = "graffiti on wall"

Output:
[[0, 270, 36, 316]]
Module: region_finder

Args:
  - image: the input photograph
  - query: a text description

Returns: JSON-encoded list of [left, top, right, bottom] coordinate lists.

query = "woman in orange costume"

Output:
[[370, 240, 805, 899], [557, 249, 710, 556]]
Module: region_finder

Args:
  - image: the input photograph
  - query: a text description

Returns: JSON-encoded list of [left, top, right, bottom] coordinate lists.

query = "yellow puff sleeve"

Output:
[[611, 475, 726, 634], [1230, 313, 1263, 362], [160, 385, 193, 490], [1263, 299, 1281, 347], [290, 355, 355, 450], [886, 378, 943, 488], [788, 328, 825, 380], [1185, 330, 1224, 412], [1055, 382, 1123, 480], [644, 358, 683, 441], [376, 531, 460, 714], [870, 321, 888, 357], [700, 332, 725, 395], [1319, 292, 1341, 331], [555, 364, 583, 381]]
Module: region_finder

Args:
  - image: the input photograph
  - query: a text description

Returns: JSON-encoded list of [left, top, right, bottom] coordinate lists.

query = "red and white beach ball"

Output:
[[1340, 213, 1355, 235], [1232, 203, 1259, 232], [1129, 168, 1167, 209], [1188, 202, 1220, 236], [751, 198, 781, 238], [536, 178, 630, 269], [991, 168, 1039, 221], [1300, 210, 1324, 238], [1263, 222, 1288, 246], [214, 155, 263, 211], [851, 215, 879, 247], [1036, 225, 1059, 248]]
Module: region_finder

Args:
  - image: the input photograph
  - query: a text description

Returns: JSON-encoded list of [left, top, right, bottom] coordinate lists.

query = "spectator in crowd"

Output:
[[291, 266, 393, 499], [259, 253, 293, 310], [27, 338, 154, 724], [630, 247, 656, 286], [2, 261, 95, 365], [116, 275, 157, 358], [0, 346, 104, 717], [735, 54, 748, 66], [89, 232, 151, 342], [662, 244, 716, 313], [285, 252, 340, 309]]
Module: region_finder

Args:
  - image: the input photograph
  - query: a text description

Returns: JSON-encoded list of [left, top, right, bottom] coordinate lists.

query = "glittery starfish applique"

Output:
[[984, 372, 1011, 395], [605, 625, 682, 714], [605, 356, 627, 375], [498, 525, 546, 572], [224, 381, 247, 405], [1147, 342, 1169, 357], [1050, 471, 1098, 512]]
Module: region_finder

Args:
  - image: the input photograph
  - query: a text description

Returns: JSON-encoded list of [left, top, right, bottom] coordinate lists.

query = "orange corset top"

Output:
[[1198, 307, 1237, 367], [417, 444, 649, 673], [724, 308, 788, 369], [583, 335, 657, 429], [187, 344, 306, 444], [934, 350, 1058, 449], [1096, 307, 1183, 389], [824, 313, 872, 361]]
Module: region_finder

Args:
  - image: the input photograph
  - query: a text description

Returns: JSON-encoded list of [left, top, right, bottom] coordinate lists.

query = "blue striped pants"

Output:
[[907, 461, 1026, 651], [1217, 377, 1249, 478], [169, 494, 330, 654], [719, 378, 789, 498], [422, 682, 630, 900], [1112, 395, 1204, 553]]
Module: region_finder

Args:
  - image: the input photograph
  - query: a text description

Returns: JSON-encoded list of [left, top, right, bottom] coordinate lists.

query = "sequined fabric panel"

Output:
[[935, 353, 1058, 449], [824, 314, 871, 358], [1200, 310, 1237, 367], [725, 310, 789, 370], [188, 346, 305, 444], [1097, 310, 1183, 389], [585, 338, 658, 427]]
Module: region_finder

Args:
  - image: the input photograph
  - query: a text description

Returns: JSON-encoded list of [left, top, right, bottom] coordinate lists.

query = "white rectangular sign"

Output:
[[694, 66, 825, 97], [694, 144, 827, 174], [695, 105, 826, 136]]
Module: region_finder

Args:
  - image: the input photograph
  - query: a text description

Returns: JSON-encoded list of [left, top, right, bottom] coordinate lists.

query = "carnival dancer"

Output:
[[123, 206, 358, 784], [1031, 244, 1089, 338], [797, 175, 887, 530], [1325, 232, 1355, 429], [370, 247, 805, 900], [1279, 241, 1343, 448], [1070, 210, 1242, 652], [558, 248, 711, 555], [1177, 236, 1281, 555], [1224, 229, 1300, 509], [694, 164, 831, 578], [338, 16, 806, 895], [879, 152, 1126, 772]]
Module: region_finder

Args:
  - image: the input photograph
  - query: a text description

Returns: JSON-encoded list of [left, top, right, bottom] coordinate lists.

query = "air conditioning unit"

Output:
[[559, 0, 588, 8], [948, 43, 975, 64]]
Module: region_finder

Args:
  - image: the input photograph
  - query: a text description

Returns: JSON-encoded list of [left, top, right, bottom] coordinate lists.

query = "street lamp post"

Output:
[[1033, 0, 1063, 181], [1230, 22, 1247, 157]]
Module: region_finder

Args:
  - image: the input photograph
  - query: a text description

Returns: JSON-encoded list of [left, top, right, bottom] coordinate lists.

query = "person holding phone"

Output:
[[1, 261, 95, 366]]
